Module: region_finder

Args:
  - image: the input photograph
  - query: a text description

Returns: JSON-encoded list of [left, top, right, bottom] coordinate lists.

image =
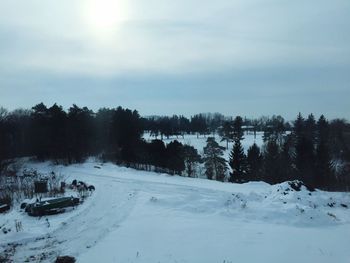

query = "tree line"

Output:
[[206, 114, 350, 191], [0, 103, 349, 191], [0, 103, 201, 176], [143, 113, 292, 139]]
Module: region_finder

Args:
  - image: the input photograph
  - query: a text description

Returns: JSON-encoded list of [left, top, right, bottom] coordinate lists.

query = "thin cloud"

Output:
[[0, 0, 349, 118]]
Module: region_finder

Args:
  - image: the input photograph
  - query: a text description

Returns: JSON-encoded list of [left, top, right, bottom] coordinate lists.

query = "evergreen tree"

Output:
[[159, 117, 172, 139], [179, 116, 191, 136], [0, 108, 9, 170], [207, 113, 225, 135], [190, 114, 208, 138], [111, 107, 143, 163], [229, 116, 247, 183], [2, 109, 31, 160], [294, 112, 305, 140], [263, 115, 286, 145], [305, 114, 317, 146], [232, 116, 244, 142], [148, 139, 167, 169], [329, 118, 348, 160], [95, 108, 114, 156], [203, 137, 227, 181], [30, 103, 50, 160], [219, 121, 233, 150], [295, 137, 315, 186], [280, 135, 294, 181], [183, 145, 201, 177], [315, 115, 333, 189], [47, 104, 68, 160], [263, 140, 283, 184], [293, 113, 316, 187], [229, 139, 247, 183], [166, 140, 185, 175], [67, 105, 95, 163], [246, 143, 262, 181]]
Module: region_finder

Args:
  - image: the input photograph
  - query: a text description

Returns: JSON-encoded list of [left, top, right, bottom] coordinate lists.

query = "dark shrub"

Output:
[[55, 256, 76, 263]]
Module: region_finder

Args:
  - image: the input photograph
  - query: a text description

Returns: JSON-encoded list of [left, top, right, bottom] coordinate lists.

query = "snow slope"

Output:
[[1, 160, 350, 263]]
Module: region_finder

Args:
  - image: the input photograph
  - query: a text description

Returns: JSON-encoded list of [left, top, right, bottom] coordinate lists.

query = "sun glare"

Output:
[[84, 0, 127, 31]]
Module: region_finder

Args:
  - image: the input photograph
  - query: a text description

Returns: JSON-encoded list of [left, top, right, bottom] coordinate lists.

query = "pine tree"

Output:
[[315, 115, 333, 189], [191, 114, 208, 138], [263, 115, 286, 145], [293, 113, 316, 187], [294, 113, 305, 140], [246, 143, 262, 181], [31, 103, 50, 160], [219, 121, 233, 150], [67, 105, 95, 163], [48, 104, 68, 160], [280, 135, 294, 181], [232, 116, 244, 142], [305, 114, 317, 146], [317, 115, 329, 143], [183, 145, 201, 177], [203, 137, 227, 181], [166, 140, 185, 175], [229, 116, 247, 183], [263, 140, 282, 184], [148, 139, 167, 169], [295, 136, 315, 186], [229, 140, 247, 183]]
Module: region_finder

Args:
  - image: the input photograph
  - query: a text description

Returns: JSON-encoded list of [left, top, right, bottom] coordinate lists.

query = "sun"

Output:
[[84, 0, 127, 31]]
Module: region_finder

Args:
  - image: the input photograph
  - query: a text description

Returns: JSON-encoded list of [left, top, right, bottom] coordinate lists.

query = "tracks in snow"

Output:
[[7, 171, 140, 263]]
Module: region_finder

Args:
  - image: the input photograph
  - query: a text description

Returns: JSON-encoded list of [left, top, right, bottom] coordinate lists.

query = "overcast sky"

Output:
[[0, 0, 349, 119]]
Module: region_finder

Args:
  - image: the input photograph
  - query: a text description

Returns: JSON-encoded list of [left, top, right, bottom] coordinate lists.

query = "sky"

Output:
[[0, 0, 349, 119]]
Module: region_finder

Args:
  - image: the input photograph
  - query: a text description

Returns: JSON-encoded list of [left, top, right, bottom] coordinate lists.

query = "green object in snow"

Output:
[[27, 197, 80, 216]]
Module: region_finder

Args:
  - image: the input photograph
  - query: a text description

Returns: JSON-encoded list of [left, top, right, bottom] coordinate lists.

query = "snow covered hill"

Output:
[[1, 160, 350, 263]]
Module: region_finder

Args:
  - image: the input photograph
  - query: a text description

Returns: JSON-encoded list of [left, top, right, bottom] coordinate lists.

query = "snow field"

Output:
[[143, 132, 265, 157], [1, 159, 349, 262]]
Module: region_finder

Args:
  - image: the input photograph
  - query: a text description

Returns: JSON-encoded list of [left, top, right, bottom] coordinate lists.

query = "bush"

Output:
[[0, 193, 12, 207], [55, 256, 76, 263]]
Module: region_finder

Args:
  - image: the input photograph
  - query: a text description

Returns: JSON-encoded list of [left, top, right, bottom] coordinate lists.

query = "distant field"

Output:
[[143, 131, 265, 161]]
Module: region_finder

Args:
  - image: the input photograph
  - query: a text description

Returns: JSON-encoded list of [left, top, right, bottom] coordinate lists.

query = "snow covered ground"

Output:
[[143, 132, 265, 160], [1, 159, 350, 263]]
